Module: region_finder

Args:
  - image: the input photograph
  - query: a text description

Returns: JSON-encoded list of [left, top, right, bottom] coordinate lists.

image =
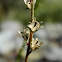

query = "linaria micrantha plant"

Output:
[[18, 0, 43, 62]]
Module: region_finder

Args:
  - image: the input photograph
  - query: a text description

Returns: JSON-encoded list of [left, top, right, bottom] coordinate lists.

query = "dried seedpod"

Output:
[[24, 0, 36, 9], [28, 17, 44, 32], [21, 32, 29, 41], [30, 38, 43, 50], [28, 21, 41, 32], [18, 28, 30, 44], [24, 28, 30, 35]]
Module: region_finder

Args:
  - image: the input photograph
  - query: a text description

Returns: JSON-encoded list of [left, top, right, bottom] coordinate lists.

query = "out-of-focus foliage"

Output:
[[0, 0, 62, 24], [35, 0, 62, 23]]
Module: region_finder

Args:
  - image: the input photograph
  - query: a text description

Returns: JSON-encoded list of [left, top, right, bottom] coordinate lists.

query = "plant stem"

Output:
[[25, 54, 28, 62], [25, 0, 34, 62], [31, 0, 34, 22], [25, 31, 33, 62]]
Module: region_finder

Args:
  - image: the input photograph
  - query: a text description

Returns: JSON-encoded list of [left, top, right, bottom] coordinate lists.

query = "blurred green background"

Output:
[[0, 0, 62, 62], [0, 0, 62, 25]]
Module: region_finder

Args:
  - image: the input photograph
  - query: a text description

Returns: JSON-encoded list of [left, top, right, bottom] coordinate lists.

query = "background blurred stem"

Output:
[[25, 0, 34, 62]]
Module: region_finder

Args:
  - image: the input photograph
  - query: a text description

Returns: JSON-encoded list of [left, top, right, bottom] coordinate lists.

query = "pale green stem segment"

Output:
[[31, 0, 34, 22]]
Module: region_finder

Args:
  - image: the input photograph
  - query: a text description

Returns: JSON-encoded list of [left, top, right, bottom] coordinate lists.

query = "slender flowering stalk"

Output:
[[18, 0, 43, 62], [25, 0, 35, 62]]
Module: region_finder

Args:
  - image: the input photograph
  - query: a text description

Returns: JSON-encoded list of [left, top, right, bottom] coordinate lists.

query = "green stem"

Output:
[[25, 0, 35, 62], [31, 0, 34, 22]]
